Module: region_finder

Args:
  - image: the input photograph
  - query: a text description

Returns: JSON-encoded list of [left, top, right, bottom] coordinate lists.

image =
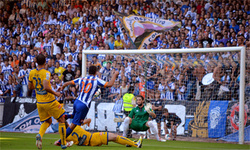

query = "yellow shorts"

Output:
[[37, 100, 65, 122], [89, 132, 108, 146]]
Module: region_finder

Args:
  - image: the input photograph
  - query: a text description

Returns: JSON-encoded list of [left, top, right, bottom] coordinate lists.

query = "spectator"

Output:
[[18, 63, 30, 97], [62, 64, 75, 83], [54, 61, 65, 80], [37, 0, 48, 10]]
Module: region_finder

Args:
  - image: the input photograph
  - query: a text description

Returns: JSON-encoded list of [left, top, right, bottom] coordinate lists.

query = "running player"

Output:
[[122, 95, 166, 142], [28, 54, 71, 149], [55, 65, 119, 146], [55, 118, 142, 148]]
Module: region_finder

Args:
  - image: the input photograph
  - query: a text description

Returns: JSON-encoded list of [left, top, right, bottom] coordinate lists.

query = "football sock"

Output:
[[123, 117, 130, 137], [39, 121, 50, 138], [58, 123, 66, 146], [148, 121, 160, 141], [115, 135, 137, 147], [58, 126, 73, 144]]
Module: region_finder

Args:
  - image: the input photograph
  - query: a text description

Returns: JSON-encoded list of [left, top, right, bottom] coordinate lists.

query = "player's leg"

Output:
[[146, 121, 165, 142], [109, 133, 142, 148], [122, 117, 132, 137], [157, 122, 161, 138], [49, 100, 73, 149], [59, 100, 88, 146], [39, 118, 52, 138], [57, 115, 68, 148], [173, 125, 177, 140], [36, 104, 52, 149]]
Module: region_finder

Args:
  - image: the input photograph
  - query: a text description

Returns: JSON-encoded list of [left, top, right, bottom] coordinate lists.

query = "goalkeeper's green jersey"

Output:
[[129, 106, 150, 123]]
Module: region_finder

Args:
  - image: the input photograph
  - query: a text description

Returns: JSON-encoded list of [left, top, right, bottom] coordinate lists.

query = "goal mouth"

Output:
[[81, 46, 246, 144]]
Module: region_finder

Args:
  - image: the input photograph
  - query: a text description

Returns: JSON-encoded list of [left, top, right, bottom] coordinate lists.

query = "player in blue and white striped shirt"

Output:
[[55, 65, 119, 146]]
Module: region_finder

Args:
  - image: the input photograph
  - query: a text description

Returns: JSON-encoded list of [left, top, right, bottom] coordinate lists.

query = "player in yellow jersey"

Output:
[[55, 118, 142, 148], [28, 54, 72, 149]]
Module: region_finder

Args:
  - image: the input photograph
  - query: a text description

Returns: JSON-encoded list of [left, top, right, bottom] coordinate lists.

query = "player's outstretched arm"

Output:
[[58, 81, 74, 91], [106, 71, 119, 87]]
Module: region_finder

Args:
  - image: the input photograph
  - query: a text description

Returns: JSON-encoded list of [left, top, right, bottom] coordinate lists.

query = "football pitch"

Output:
[[0, 132, 249, 150]]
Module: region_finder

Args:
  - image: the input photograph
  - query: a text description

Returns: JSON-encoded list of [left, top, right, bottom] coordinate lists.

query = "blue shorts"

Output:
[[72, 100, 89, 125]]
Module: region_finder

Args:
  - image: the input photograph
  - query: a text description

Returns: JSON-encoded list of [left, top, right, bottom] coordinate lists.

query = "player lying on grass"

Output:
[[121, 95, 166, 142], [54, 118, 143, 148], [162, 108, 181, 140]]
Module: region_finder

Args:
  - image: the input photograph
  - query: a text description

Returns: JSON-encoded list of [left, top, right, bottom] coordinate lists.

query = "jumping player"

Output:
[[28, 54, 70, 149], [55, 65, 119, 146], [55, 118, 143, 148], [122, 95, 166, 142]]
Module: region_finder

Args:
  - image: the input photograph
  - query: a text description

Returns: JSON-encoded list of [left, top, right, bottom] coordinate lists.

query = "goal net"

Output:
[[81, 47, 248, 144]]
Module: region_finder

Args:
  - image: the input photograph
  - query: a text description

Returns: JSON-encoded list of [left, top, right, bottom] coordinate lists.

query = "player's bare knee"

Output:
[[46, 118, 52, 125]]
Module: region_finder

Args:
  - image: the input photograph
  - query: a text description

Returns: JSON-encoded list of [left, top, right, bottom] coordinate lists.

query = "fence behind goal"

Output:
[[81, 47, 248, 144]]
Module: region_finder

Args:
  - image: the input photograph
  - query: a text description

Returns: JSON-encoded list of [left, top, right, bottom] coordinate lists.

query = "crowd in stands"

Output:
[[0, 0, 249, 103]]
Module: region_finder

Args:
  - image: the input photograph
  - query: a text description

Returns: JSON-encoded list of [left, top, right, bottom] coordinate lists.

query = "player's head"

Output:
[[36, 54, 46, 66], [163, 108, 169, 116], [136, 95, 144, 107], [89, 65, 97, 75]]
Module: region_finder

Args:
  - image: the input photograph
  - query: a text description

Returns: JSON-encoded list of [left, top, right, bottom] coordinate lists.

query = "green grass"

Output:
[[0, 132, 249, 150]]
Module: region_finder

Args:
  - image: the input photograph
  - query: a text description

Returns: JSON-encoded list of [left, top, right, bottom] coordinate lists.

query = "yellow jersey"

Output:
[[54, 67, 65, 80], [114, 40, 123, 48], [29, 68, 55, 103], [67, 126, 108, 146]]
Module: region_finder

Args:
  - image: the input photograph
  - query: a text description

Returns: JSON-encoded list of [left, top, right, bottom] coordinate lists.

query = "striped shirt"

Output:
[[177, 86, 186, 100], [0, 79, 8, 92], [73, 28, 81, 35], [18, 69, 31, 85], [158, 84, 165, 99], [2, 65, 13, 80], [59, 60, 66, 67], [43, 42, 52, 56], [26, 55, 36, 62], [165, 82, 175, 101], [99, 67, 111, 81], [72, 75, 108, 107]]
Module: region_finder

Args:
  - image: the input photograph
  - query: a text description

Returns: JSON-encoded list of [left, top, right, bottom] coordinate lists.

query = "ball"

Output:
[[94, 89, 101, 97], [165, 134, 170, 140]]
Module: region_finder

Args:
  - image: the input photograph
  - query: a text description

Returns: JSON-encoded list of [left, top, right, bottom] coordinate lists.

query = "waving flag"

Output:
[[114, 11, 181, 49]]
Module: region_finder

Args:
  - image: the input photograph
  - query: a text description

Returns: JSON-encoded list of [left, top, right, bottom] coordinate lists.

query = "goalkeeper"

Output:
[[122, 95, 166, 142]]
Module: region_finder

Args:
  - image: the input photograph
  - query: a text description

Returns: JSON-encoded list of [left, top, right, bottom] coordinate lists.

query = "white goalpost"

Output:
[[82, 47, 246, 144]]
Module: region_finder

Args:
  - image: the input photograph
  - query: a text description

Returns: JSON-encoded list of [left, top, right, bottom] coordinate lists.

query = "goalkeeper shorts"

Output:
[[129, 120, 149, 131]]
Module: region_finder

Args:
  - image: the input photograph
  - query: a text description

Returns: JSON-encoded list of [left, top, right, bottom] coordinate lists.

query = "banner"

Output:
[[0, 109, 58, 133], [219, 125, 250, 142], [2, 97, 37, 126], [115, 12, 181, 49], [208, 101, 229, 138], [0, 109, 41, 132], [1, 97, 249, 140]]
